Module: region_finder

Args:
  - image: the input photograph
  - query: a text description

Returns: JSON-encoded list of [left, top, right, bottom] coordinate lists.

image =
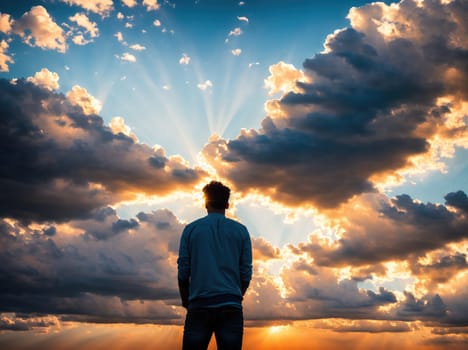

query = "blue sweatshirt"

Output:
[[177, 213, 252, 309]]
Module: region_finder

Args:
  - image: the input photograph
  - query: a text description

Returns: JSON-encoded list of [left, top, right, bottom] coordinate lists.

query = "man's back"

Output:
[[178, 213, 252, 308], [177, 181, 252, 350]]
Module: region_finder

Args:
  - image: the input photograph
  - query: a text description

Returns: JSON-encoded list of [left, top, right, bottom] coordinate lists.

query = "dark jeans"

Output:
[[182, 307, 243, 350]]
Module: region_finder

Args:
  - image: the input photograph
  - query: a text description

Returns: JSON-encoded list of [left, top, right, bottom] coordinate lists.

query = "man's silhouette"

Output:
[[178, 181, 253, 350]]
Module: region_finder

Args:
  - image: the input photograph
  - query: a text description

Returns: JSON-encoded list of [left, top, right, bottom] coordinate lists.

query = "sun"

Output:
[[268, 325, 288, 334]]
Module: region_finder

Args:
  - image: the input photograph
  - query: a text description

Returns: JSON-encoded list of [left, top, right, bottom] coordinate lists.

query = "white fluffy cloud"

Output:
[[72, 34, 91, 45], [143, 0, 160, 11], [264, 61, 306, 95], [115, 31, 124, 42], [231, 48, 242, 56], [0, 13, 12, 33], [66, 85, 102, 115], [61, 0, 113, 16], [130, 44, 146, 51], [179, 53, 190, 65], [26, 68, 60, 91], [69, 12, 99, 38], [197, 80, 213, 91], [229, 27, 242, 37], [109, 116, 138, 142], [122, 0, 137, 8], [117, 52, 137, 62], [0, 40, 13, 72], [11, 6, 67, 53]]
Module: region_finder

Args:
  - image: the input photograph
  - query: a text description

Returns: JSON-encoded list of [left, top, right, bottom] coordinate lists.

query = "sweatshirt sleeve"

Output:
[[239, 228, 253, 290], [177, 226, 190, 282]]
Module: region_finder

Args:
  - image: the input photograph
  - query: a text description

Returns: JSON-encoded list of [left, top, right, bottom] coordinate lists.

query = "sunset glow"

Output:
[[0, 0, 467, 349]]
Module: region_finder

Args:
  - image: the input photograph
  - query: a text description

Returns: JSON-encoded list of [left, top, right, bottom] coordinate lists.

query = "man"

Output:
[[177, 181, 253, 350]]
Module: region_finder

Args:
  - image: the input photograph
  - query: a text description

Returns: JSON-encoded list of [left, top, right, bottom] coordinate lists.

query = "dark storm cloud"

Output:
[[0, 208, 184, 323], [410, 253, 467, 284], [295, 192, 468, 267], [396, 293, 448, 321], [282, 261, 398, 320], [432, 328, 468, 335], [0, 79, 206, 223], [445, 190, 468, 213], [203, 0, 468, 208]]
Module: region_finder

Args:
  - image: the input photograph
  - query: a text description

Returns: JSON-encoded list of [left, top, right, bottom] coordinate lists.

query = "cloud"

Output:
[[109, 116, 138, 142], [26, 68, 60, 91], [11, 6, 67, 53], [71, 34, 91, 45], [117, 52, 137, 62], [114, 31, 124, 42], [237, 16, 249, 23], [252, 237, 281, 261], [129, 44, 146, 51], [69, 12, 99, 38], [153, 19, 161, 27], [60, 0, 113, 16], [1, 200, 465, 326], [202, 0, 468, 209], [231, 48, 242, 56], [0, 78, 206, 223], [445, 190, 468, 213], [122, 0, 137, 8], [0, 13, 12, 33], [0, 40, 14, 72], [243, 265, 293, 323], [319, 319, 411, 333], [410, 252, 467, 285], [273, 245, 466, 325], [0, 208, 184, 323], [396, 292, 448, 321], [229, 27, 242, 37], [293, 192, 468, 267], [143, 0, 160, 11], [0, 313, 60, 331], [278, 259, 398, 320], [66, 85, 102, 114], [179, 53, 190, 65], [197, 80, 213, 91], [264, 61, 306, 95]]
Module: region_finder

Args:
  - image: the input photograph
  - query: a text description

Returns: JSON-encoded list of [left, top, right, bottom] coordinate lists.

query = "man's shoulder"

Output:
[[224, 217, 249, 233], [184, 215, 248, 234], [224, 216, 244, 226], [184, 216, 207, 229]]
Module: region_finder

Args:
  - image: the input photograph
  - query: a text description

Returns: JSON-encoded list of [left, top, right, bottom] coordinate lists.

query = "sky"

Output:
[[0, 0, 467, 349]]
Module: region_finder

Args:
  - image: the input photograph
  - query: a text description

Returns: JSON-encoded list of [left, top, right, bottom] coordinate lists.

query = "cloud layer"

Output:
[[203, 0, 468, 209], [0, 78, 206, 223], [0, 208, 182, 324], [0, 1, 467, 346]]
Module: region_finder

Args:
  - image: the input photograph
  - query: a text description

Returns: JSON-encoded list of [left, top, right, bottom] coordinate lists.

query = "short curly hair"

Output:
[[203, 181, 230, 210]]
